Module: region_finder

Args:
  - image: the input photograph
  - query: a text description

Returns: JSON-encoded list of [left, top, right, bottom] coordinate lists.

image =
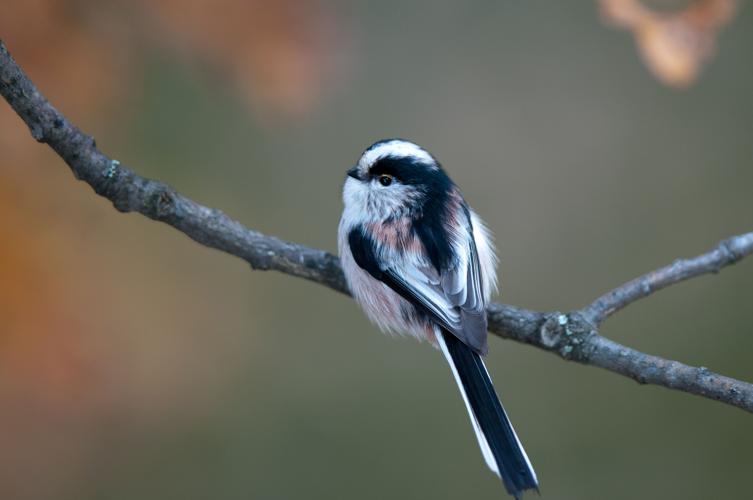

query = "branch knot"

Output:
[[151, 189, 176, 220], [539, 312, 597, 361]]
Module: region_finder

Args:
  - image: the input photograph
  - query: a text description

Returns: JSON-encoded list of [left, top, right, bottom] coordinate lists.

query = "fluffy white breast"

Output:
[[337, 216, 432, 341]]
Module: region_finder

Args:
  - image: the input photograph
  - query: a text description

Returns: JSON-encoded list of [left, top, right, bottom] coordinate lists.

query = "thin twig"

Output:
[[583, 233, 753, 324], [1, 40, 752, 413]]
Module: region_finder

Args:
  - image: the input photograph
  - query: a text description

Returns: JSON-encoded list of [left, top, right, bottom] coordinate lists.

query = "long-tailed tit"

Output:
[[338, 139, 538, 498]]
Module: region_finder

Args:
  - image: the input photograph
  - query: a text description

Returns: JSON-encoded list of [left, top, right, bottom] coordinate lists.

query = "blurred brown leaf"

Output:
[[600, 0, 737, 87]]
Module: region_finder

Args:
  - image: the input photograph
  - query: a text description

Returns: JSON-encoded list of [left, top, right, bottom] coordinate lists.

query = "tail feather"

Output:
[[436, 329, 538, 498]]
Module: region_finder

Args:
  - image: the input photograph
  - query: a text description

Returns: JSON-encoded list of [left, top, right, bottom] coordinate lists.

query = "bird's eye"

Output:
[[378, 175, 393, 186]]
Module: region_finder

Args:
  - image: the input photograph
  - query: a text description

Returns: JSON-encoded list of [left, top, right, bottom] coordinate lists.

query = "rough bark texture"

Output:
[[2, 40, 752, 412]]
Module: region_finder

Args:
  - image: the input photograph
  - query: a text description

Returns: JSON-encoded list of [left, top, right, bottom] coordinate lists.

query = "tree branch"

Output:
[[2, 40, 752, 413], [583, 233, 753, 324]]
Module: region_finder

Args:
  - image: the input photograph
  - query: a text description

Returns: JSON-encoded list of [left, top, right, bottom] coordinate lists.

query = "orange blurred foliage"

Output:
[[0, 181, 101, 407], [600, 0, 737, 87], [0, 0, 346, 377], [0, 179, 105, 498], [0, 3, 346, 494], [0, 0, 338, 397], [0, 0, 346, 168]]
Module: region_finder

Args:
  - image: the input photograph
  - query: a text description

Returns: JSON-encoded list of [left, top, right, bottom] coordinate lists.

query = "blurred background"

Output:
[[1, 1, 752, 499]]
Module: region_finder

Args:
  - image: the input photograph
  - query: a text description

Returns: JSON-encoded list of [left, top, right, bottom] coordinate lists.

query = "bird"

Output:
[[338, 139, 538, 498]]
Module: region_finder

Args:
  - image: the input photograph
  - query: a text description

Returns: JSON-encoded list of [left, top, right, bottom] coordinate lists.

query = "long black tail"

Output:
[[438, 330, 538, 499]]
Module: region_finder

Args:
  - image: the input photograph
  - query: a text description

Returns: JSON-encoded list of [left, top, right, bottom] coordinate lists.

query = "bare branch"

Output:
[[487, 306, 753, 411], [584, 233, 753, 324], [0, 40, 347, 295], [1, 40, 752, 413]]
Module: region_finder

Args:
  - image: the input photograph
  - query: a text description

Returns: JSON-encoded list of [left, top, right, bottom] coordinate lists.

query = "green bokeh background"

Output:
[[3, 2, 753, 499]]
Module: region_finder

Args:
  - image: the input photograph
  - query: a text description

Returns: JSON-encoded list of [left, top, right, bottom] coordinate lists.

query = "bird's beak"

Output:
[[347, 166, 361, 180]]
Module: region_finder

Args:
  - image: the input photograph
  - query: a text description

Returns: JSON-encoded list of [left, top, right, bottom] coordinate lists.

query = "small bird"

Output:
[[338, 139, 538, 498]]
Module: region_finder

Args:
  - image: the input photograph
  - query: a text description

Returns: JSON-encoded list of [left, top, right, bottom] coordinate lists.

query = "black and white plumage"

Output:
[[338, 139, 538, 498]]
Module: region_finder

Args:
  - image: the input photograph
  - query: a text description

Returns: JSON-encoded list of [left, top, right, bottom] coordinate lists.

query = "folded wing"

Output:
[[348, 209, 489, 354]]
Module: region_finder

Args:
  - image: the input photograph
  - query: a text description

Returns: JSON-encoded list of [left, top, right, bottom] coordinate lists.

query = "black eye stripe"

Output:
[[369, 156, 435, 185], [368, 159, 400, 179]]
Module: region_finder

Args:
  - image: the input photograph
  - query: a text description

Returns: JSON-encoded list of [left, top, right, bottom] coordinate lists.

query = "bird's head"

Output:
[[343, 139, 453, 223]]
